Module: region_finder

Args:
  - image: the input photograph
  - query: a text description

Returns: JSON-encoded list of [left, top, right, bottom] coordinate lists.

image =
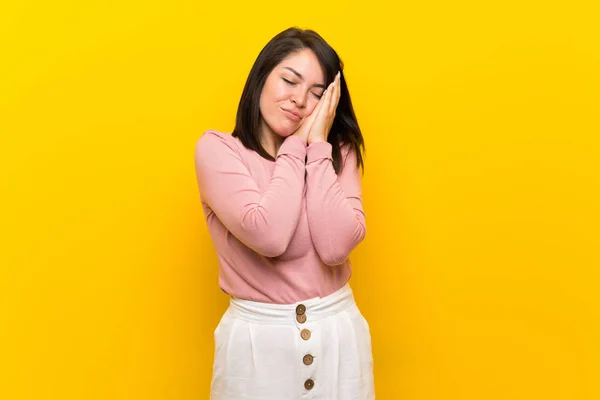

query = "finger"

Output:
[[329, 72, 340, 115], [314, 87, 328, 115], [306, 83, 332, 140], [303, 95, 325, 131], [307, 89, 328, 120], [320, 80, 334, 118], [336, 72, 342, 104], [313, 79, 334, 127], [335, 72, 342, 109], [297, 97, 321, 131]]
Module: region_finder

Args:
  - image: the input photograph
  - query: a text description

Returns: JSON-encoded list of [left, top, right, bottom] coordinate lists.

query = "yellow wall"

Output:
[[1, 1, 599, 399]]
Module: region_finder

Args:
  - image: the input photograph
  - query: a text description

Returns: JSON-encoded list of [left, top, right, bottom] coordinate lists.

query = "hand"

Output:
[[307, 71, 341, 145], [292, 97, 321, 144]]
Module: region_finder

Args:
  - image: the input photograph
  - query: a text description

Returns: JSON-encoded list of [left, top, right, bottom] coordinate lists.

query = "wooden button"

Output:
[[301, 329, 311, 340], [296, 314, 307, 324], [304, 378, 314, 390], [303, 354, 314, 365], [296, 304, 306, 315]]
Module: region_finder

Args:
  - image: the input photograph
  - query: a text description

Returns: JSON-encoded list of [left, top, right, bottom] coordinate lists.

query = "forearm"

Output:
[[196, 132, 307, 257], [305, 141, 366, 265]]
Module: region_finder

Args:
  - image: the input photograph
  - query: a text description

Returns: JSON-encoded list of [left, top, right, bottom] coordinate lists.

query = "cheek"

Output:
[[273, 84, 292, 101], [262, 84, 290, 111], [260, 86, 277, 113], [306, 98, 320, 114]]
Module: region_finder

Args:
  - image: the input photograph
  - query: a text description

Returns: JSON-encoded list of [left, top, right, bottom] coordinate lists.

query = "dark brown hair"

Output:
[[232, 27, 365, 174]]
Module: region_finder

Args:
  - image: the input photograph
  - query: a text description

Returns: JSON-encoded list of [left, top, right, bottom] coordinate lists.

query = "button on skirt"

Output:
[[210, 283, 375, 399]]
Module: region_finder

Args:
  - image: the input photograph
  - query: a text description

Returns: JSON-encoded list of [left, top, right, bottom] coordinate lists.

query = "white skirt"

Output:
[[210, 283, 375, 400]]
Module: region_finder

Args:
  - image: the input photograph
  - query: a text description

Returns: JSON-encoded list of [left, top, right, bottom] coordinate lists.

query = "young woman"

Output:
[[194, 27, 374, 399]]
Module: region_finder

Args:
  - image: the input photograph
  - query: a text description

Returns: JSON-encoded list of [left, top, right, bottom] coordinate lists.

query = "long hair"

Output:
[[232, 27, 365, 174]]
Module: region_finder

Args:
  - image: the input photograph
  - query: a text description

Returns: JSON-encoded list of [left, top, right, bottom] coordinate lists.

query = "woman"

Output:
[[194, 27, 374, 399]]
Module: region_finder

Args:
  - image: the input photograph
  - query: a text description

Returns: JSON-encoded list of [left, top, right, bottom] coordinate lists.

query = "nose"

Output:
[[290, 89, 307, 108]]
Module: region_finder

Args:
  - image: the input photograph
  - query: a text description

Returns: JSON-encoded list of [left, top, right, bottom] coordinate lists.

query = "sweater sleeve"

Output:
[[305, 141, 366, 266], [194, 131, 307, 257]]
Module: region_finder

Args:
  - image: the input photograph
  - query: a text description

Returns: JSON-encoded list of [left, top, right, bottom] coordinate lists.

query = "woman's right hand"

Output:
[[292, 88, 328, 143]]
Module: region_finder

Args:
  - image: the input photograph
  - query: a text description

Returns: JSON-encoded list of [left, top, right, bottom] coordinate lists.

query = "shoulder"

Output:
[[196, 129, 236, 150], [339, 141, 363, 173], [195, 130, 247, 173], [195, 130, 244, 159], [339, 140, 358, 162]]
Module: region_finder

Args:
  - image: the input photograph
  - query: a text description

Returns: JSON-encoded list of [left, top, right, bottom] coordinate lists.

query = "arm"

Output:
[[194, 131, 307, 257], [305, 141, 366, 266]]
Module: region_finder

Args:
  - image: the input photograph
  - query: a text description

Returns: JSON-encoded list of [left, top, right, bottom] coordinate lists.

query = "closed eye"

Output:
[[283, 77, 322, 99]]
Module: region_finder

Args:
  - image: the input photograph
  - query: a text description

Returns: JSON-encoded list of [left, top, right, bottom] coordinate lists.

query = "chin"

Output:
[[262, 115, 298, 138], [275, 130, 294, 138], [273, 124, 297, 138]]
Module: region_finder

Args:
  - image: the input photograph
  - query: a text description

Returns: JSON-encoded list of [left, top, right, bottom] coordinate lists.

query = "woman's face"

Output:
[[259, 48, 326, 139]]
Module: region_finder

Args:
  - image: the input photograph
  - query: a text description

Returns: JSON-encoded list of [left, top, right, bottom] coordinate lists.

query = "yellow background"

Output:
[[1, 0, 599, 399]]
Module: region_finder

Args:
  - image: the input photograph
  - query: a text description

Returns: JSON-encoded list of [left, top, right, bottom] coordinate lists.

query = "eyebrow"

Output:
[[283, 67, 326, 89]]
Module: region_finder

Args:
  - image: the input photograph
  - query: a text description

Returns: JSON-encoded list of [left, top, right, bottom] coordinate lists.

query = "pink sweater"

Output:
[[194, 130, 366, 304]]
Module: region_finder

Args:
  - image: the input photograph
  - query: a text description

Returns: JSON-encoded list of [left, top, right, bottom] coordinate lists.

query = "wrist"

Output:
[[306, 140, 333, 163], [307, 136, 326, 145]]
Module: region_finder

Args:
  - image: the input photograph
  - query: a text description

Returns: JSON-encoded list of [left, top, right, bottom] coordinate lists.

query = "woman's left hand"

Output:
[[307, 71, 341, 145]]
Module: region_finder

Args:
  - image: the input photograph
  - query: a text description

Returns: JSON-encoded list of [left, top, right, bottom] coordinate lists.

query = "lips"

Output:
[[281, 108, 301, 121]]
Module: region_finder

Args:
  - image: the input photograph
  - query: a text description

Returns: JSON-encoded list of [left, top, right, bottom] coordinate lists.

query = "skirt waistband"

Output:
[[228, 284, 355, 325]]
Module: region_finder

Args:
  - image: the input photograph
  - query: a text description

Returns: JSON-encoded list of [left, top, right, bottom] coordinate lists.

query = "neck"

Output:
[[258, 121, 285, 158]]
